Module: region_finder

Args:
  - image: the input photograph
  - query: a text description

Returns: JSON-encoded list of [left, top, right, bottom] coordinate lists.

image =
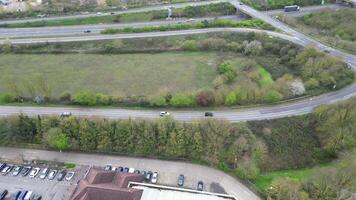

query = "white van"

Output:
[[24, 191, 33, 200]]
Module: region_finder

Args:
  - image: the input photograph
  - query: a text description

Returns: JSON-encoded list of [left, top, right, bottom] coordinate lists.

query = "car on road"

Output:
[[323, 49, 330, 53], [151, 172, 158, 184], [10, 191, 21, 200], [159, 111, 170, 117], [1, 165, 13, 176], [177, 174, 185, 187], [60, 112, 72, 117], [57, 170, 67, 181], [21, 166, 32, 177], [96, 12, 102, 15], [239, 2, 244, 5], [12, 166, 23, 176], [39, 168, 49, 179], [145, 171, 152, 182], [48, 169, 58, 180], [204, 112, 213, 117], [197, 181, 204, 191], [0, 190, 8, 200], [29, 167, 40, 178], [65, 171, 75, 181], [185, 18, 195, 23], [84, 30, 91, 33]]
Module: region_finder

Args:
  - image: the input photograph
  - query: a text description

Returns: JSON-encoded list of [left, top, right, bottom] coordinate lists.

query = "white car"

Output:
[[29, 167, 40, 178], [48, 169, 58, 180], [65, 171, 75, 181], [39, 168, 49, 179], [151, 172, 158, 184], [159, 111, 170, 117], [128, 168, 135, 173]]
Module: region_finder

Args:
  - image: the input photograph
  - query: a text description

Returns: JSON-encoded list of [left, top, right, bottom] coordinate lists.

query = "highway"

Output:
[[0, 147, 261, 200]]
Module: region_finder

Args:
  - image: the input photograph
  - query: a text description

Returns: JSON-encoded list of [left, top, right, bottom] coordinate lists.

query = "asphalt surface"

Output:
[[0, 147, 261, 200]]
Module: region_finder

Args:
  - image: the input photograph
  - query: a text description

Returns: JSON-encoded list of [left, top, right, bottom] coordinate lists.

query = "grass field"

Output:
[[0, 52, 219, 97]]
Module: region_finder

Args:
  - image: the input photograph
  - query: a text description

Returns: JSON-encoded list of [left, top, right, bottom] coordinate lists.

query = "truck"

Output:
[[284, 5, 300, 12]]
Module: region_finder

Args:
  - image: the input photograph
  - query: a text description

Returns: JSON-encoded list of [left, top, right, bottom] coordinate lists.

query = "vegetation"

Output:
[[100, 19, 273, 34], [0, 32, 353, 108], [241, 0, 334, 10], [279, 8, 356, 54], [0, 3, 236, 28]]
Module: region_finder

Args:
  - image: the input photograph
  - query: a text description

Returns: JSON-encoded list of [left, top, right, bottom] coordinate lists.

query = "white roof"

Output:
[[133, 186, 234, 200]]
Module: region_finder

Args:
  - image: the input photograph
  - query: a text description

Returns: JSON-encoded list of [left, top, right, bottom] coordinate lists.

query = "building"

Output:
[[70, 168, 144, 200]]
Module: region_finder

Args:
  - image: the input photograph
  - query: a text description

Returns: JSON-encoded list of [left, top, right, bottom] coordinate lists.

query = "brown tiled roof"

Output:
[[70, 168, 144, 200]]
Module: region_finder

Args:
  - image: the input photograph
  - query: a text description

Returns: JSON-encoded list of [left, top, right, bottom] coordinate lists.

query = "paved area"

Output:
[[0, 161, 88, 200], [0, 147, 261, 200]]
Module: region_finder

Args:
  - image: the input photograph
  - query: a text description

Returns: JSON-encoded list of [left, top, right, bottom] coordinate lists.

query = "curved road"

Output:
[[0, 147, 260, 200]]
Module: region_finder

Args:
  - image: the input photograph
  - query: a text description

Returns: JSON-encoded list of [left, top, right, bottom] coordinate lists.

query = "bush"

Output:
[[149, 96, 167, 107], [195, 90, 215, 107], [96, 93, 112, 105], [225, 92, 237, 105], [74, 91, 97, 106], [170, 94, 194, 107], [180, 40, 198, 51], [43, 128, 70, 151], [0, 94, 15, 104], [263, 90, 283, 103]]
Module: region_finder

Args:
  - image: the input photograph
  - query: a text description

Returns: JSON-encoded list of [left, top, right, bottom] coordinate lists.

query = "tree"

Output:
[[195, 90, 215, 107], [44, 128, 69, 151], [267, 178, 309, 200], [244, 40, 262, 56], [225, 91, 237, 105]]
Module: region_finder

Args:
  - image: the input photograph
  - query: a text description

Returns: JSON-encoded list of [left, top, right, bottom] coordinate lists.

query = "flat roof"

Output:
[[129, 182, 236, 200]]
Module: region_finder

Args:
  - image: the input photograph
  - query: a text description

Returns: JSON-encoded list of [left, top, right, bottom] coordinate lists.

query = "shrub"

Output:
[[43, 128, 70, 151], [180, 40, 198, 51], [149, 96, 167, 107], [96, 93, 112, 105], [59, 92, 71, 102], [225, 92, 237, 105], [263, 90, 283, 103], [74, 91, 97, 106], [0, 94, 15, 104], [195, 90, 215, 107], [170, 94, 194, 107]]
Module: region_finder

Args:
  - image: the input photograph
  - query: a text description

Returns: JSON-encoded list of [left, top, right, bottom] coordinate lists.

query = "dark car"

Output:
[[21, 166, 32, 177], [32, 194, 42, 200], [204, 112, 213, 117], [0, 163, 6, 171], [323, 49, 330, 53], [123, 167, 129, 173], [104, 165, 112, 171], [17, 191, 27, 200], [117, 166, 124, 172], [145, 171, 153, 182], [57, 170, 67, 181], [134, 170, 140, 174], [177, 174, 185, 187], [197, 181, 204, 191], [10, 191, 21, 200], [84, 30, 91, 33], [0, 190, 8, 200]]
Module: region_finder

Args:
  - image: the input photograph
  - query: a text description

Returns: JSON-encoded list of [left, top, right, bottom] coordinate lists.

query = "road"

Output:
[[0, 147, 261, 200], [0, 16, 241, 38], [0, 82, 354, 122]]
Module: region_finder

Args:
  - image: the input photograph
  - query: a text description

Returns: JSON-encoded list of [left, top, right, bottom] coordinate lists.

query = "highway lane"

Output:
[[0, 83, 354, 122], [0, 16, 241, 38], [0, 147, 261, 200]]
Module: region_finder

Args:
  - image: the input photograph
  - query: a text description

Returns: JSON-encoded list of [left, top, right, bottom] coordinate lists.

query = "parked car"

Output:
[[197, 181, 204, 191], [48, 169, 58, 180], [151, 172, 158, 184], [1, 165, 13, 176], [159, 111, 170, 117], [32, 194, 42, 200], [117, 166, 124, 172], [128, 168, 135, 173], [145, 171, 153, 182], [39, 168, 49, 179], [0, 190, 8, 200], [204, 112, 213, 117], [123, 167, 129, 173], [21, 166, 32, 177], [24, 191, 33, 200], [65, 171, 75, 181], [12, 166, 23, 176], [0, 163, 6, 171], [57, 170, 67, 181], [134, 170, 140, 174], [140, 170, 146, 177], [10, 191, 21, 200], [177, 174, 185, 187], [60, 112, 72, 117], [29, 168, 40, 178], [17, 191, 28, 200], [104, 165, 112, 171]]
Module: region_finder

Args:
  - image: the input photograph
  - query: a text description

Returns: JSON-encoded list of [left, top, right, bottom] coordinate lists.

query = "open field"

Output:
[[279, 8, 356, 54], [0, 52, 219, 97]]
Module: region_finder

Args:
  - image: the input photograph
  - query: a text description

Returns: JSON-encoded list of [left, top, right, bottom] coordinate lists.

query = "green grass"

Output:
[[258, 66, 274, 86], [254, 168, 312, 191], [0, 52, 218, 97]]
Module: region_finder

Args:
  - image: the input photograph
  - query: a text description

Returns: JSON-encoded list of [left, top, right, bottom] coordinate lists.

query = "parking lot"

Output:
[[0, 162, 88, 200]]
